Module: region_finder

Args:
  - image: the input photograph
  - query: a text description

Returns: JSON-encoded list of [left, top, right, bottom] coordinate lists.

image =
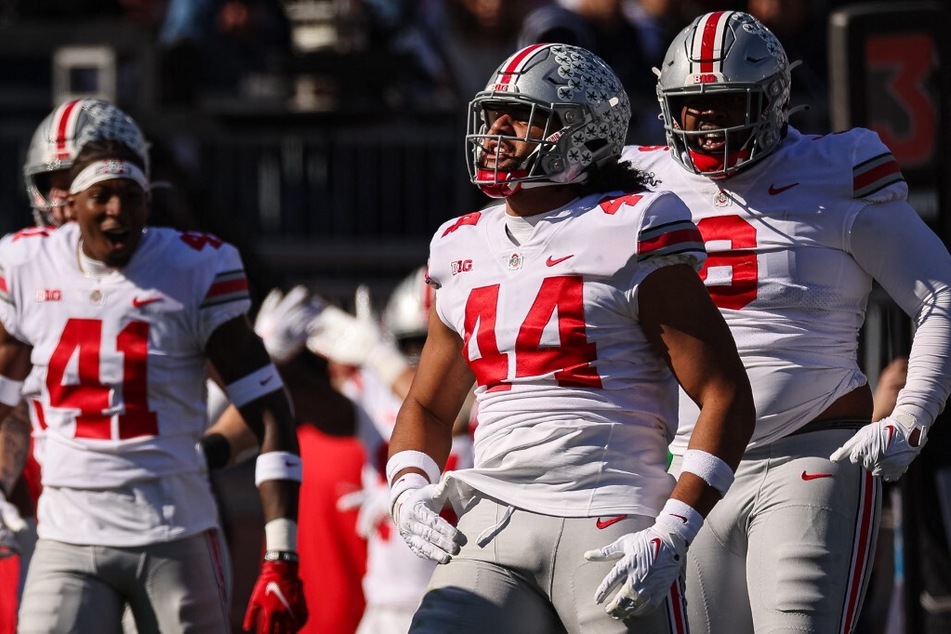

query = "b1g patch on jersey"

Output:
[[853, 152, 903, 198]]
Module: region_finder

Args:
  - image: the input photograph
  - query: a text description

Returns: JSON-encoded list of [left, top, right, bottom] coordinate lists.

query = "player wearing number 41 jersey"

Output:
[[0, 136, 306, 633], [620, 10, 951, 633], [386, 43, 754, 634]]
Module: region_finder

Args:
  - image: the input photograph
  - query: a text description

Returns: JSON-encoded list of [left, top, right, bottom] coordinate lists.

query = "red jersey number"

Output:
[[46, 318, 158, 439], [463, 275, 602, 392], [696, 215, 758, 310]]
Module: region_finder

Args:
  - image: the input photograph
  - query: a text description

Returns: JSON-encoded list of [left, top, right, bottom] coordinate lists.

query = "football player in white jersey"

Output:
[[0, 98, 158, 626], [0, 137, 308, 633], [385, 43, 755, 633], [314, 270, 475, 634], [620, 10, 951, 633]]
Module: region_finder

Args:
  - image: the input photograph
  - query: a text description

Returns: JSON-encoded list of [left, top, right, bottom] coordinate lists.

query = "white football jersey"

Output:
[[342, 368, 473, 609], [0, 222, 251, 545], [622, 126, 907, 452], [428, 190, 705, 517]]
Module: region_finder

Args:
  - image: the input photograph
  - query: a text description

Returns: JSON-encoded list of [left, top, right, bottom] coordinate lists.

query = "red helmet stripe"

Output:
[[52, 99, 82, 161], [696, 11, 731, 74], [496, 43, 550, 89]]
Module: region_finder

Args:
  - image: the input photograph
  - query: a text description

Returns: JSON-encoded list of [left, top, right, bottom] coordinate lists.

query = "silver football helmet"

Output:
[[655, 11, 791, 178], [382, 266, 432, 342], [24, 99, 150, 226], [466, 43, 631, 198]]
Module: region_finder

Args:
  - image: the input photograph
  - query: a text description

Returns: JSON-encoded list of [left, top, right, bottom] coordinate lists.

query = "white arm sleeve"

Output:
[[849, 199, 951, 427]]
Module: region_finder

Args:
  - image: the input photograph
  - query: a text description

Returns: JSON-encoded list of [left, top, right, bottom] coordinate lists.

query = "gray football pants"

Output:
[[410, 493, 688, 634], [17, 529, 231, 634], [670, 429, 881, 634]]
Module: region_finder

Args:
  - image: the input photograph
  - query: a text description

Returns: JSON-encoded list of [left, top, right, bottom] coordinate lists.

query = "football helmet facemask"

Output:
[[382, 266, 432, 363], [467, 43, 631, 198], [655, 11, 792, 179], [24, 99, 150, 226]]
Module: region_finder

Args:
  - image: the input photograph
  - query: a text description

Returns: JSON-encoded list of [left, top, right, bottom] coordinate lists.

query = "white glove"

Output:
[[584, 521, 687, 619], [830, 415, 928, 481], [390, 475, 461, 564], [307, 286, 409, 383], [253, 286, 326, 363], [0, 491, 26, 558], [337, 480, 390, 539]]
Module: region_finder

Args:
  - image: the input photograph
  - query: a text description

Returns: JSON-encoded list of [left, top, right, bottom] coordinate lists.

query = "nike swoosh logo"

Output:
[[260, 375, 274, 386], [671, 514, 688, 523], [768, 182, 799, 195], [265, 581, 295, 616], [595, 515, 628, 529], [801, 471, 833, 481], [546, 254, 574, 267], [885, 424, 896, 446], [132, 296, 162, 308]]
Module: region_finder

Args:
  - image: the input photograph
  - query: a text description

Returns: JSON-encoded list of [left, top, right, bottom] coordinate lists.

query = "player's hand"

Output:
[[0, 491, 26, 559], [337, 480, 390, 539], [243, 558, 308, 633], [253, 286, 325, 363], [830, 416, 928, 481], [584, 523, 686, 620], [391, 480, 461, 564]]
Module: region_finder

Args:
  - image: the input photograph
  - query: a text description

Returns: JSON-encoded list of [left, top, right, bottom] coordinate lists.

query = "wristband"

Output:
[[654, 498, 703, 545], [199, 433, 231, 470], [255, 451, 303, 486], [0, 375, 23, 408], [386, 450, 440, 487], [681, 449, 735, 496], [366, 342, 410, 386], [264, 550, 299, 563], [225, 364, 284, 408], [389, 472, 428, 517], [264, 518, 298, 553]]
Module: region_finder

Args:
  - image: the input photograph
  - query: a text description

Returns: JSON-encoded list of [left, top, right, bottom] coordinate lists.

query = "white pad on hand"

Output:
[[831, 415, 928, 482], [306, 305, 383, 366], [0, 491, 26, 559], [253, 286, 326, 363], [584, 523, 687, 620], [392, 480, 462, 564], [337, 477, 390, 539]]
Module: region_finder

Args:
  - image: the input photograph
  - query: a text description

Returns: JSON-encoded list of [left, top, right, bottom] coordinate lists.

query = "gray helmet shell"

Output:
[[466, 43, 631, 197], [656, 11, 791, 178]]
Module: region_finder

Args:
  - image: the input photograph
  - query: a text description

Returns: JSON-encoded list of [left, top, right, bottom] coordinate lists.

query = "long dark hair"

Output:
[[575, 159, 657, 197]]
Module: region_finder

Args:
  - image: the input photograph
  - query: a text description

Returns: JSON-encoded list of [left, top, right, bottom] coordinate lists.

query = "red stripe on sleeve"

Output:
[[639, 227, 703, 254], [853, 158, 900, 192], [205, 277, 248, 300]]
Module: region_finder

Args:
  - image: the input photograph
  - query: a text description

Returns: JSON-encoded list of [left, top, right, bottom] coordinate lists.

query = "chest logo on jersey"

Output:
[[34, 289, 62, 302], [545, 254, 574, 267], [713, 190, 732, 207], [132, 296, 162, 308], [507, 252, 523, 271], [451, 259, 473, 275], [768, 182, 799, 195]]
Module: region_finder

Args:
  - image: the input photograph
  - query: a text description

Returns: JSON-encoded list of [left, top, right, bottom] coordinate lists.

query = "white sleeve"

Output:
[[848, 199, 951, 427]]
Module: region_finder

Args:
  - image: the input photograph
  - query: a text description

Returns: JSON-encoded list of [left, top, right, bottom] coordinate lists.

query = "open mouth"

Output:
[[697, 125, 727, 151], [102, 227, 131, 248]]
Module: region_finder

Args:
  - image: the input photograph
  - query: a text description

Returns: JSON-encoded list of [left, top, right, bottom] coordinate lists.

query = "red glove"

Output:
[[243, 558, 308, 633]]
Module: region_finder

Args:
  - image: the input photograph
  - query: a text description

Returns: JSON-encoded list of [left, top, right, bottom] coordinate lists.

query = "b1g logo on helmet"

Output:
[[492, 83, 515, 93], [691, 73, 721, 84]]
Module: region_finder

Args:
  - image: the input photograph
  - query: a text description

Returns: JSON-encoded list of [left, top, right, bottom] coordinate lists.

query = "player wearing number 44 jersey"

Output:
[[0, 136, 307, 633], [620, 10, 951, 633], [386, 43, 755, 634]]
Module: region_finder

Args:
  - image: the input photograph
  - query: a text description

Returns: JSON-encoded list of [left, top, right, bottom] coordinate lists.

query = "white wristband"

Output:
[[654, 498, 704, 544], [255, 451, 303, 486], [386, 450, 441, 486], [366, 342, 410, 386], [225, 364, 284, 408], [681, 449, 735, 496], [0, 375, 23, 408], [264, 518, 298, 552]]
